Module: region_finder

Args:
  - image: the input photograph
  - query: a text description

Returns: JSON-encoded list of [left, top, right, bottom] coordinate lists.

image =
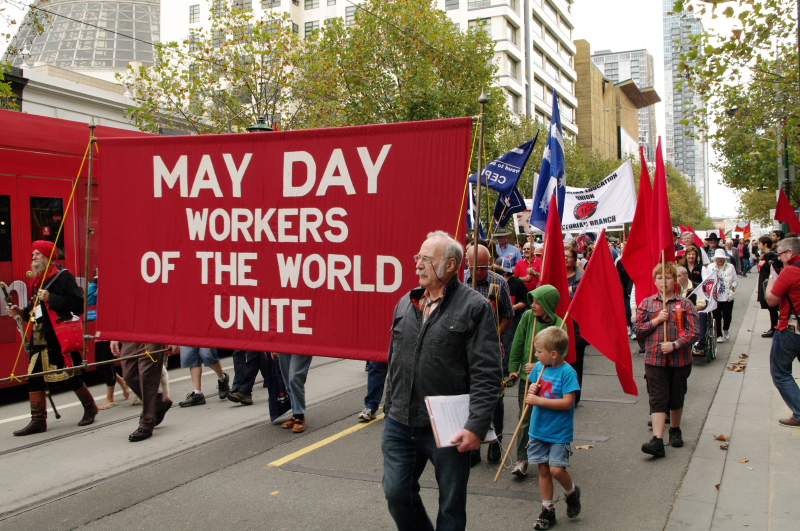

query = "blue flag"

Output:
[[469, 135, 537, 196], [466, 184, 486, 238], [530, 89, 566, 230], [493, 186, 526, 229]]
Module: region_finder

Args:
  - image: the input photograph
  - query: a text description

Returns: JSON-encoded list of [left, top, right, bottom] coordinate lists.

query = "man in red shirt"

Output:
[[514, 241, 542, 292], [765, 237, 800, 428]]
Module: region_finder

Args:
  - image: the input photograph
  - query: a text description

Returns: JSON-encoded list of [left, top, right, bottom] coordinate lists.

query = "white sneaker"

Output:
[[357, 407, 377, 421], [717, 336, 724, 343], [630, 333, 636, 340], [724, 330, 731, 340]]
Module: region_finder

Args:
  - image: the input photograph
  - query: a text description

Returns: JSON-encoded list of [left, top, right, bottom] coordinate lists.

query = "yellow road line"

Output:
[[267, 413, 385, 468]]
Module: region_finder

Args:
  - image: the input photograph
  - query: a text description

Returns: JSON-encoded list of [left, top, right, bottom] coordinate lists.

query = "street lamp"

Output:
[[247, 115, 273, 133]]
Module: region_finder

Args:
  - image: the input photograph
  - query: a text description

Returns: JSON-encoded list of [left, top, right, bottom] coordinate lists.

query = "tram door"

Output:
[[0, 185, 19, 347]]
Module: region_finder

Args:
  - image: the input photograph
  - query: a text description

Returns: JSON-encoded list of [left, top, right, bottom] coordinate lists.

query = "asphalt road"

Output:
[[0, 276, 757, 530]]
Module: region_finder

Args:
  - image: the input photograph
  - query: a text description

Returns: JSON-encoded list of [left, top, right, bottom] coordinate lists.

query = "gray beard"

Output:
[[31, 261, 47, 276]]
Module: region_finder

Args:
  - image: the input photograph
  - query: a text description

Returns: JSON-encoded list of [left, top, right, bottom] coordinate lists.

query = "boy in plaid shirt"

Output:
[[635, 261, 700, 457]]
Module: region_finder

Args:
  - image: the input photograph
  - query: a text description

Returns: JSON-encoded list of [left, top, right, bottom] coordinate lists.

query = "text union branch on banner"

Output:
[[97, 118, 473, 361]]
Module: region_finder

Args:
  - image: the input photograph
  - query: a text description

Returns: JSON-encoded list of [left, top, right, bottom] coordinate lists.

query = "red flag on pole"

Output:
[[652, 138, 675, 263], [621, 147, 657, 304], [568, 230, 638, 395], [678, 223, 687, 234], [775, 190, 800, 234], [540, 195, 577, 364]]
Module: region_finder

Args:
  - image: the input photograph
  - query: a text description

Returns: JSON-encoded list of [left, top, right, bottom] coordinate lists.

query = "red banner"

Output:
[[97, 118, 473, 361]]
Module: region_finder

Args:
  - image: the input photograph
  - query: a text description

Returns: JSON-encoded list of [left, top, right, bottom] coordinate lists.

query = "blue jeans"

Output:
[[770, 330, 800, 420], [365, 362, 388, 410], [278, 353, 312, 415], [382, 416, 471, 531]]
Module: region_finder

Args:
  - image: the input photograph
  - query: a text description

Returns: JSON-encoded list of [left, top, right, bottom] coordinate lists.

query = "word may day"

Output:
[[142, 146, 401, 335]]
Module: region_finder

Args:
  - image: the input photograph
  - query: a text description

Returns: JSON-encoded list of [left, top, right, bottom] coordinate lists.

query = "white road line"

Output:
[[0, 365, 234, 425]]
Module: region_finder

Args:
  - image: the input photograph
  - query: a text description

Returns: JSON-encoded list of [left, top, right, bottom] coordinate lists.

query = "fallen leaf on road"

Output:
[[714, 434, 731, 441], [736, 458, 750, 463], [728, 365, 745, 372], [739, 354, 749, 359], [715, 484, 720, 490], [720, 444, 729, 450], [575, 445, 593, 450]]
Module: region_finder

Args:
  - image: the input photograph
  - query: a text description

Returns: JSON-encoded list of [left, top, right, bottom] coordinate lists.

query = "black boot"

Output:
[[74, 384, 99, 426], [642, 436, 666, 457], [13, 391, 47, 436]]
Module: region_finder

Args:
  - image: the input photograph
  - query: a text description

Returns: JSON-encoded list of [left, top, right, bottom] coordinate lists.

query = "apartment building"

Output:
[[663, 0, 709, 211], [160, 0, 578, 135]]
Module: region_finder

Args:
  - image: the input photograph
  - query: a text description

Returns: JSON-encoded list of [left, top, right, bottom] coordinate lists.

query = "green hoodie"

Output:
[[507, 284, 565, 381]]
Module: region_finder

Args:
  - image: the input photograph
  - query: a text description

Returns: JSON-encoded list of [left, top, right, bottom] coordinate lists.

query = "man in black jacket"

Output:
[[382, 230, 502, 531], [9, 240, 98, 435]]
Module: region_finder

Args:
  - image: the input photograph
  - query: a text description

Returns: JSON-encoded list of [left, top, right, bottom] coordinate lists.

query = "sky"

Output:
[[572, 0, 739, 220]]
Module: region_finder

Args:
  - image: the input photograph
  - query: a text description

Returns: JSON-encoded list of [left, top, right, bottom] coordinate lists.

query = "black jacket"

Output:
[[384, 278, 502, 437], [758, 250, 782, 308], [22, 268, 84, 354]]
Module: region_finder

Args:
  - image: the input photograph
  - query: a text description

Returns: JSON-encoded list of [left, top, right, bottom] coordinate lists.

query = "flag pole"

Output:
[[662, 249, 668, 336], [495, 361, 545, 483], [472, 89, 488, 289]]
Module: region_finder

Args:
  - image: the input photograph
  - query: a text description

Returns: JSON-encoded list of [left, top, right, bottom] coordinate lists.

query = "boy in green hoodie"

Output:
[[507, 284, 564, 478]]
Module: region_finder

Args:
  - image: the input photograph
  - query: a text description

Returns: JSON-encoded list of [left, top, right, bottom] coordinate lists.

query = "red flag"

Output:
[[775, 190, 800, 234], [652, 138, 675, 264], [678, 223, 687, 234], [686, 225, 704, 248], [540, 195, 577, 363], [621, 147, 657, 304], [568, 230, 638, 395]]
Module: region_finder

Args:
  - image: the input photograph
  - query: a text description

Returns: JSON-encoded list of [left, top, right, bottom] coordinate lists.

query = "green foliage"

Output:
[[119, 8, 303, 134], [292, 0, 509, 139], [123, 0, 509, 137], [673, 0, 798, 222], [0, 67, 17, 110]]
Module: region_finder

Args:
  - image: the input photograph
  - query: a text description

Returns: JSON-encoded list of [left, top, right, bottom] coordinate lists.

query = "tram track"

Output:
[[0, 372, 365, 523], [0, 357, 347, 457]]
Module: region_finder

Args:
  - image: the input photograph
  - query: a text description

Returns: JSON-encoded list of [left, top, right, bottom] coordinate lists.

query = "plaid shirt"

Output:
[[463, 269, 514, 321], [635, 292, 700, 367]]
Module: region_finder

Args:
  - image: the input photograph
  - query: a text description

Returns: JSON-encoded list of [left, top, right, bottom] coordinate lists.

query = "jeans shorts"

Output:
[[527, 437, 572, 468], [180, 347, 220, 368]]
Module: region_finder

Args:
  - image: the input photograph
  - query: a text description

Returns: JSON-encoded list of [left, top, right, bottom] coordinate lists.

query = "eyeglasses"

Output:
[[413, 254, 436, 267], [779, 249, 792, 257]]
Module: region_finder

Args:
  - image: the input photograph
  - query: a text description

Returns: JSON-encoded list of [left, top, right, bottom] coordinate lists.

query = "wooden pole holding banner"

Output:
[[472, 90, 488, 289], [82, 123, 96, 366]]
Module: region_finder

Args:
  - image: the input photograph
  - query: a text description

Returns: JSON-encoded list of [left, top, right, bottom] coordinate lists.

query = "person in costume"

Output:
[[8, 240, 98, 436]]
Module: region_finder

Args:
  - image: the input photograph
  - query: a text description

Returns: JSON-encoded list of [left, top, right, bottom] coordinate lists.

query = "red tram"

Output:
[[0, 110, 151, 388]]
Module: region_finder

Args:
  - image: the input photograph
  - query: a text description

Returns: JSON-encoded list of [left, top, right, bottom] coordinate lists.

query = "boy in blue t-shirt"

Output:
[[525, 326, 582, 530]]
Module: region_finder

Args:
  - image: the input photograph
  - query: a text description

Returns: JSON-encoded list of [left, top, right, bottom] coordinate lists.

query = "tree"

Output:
[[292, 0, 509, 141], [1, 0, 51, 110], [119, 6, 303, 134], [672, 0, 798, 221]]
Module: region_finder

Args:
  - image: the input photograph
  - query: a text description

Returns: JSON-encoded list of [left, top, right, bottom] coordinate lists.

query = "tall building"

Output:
[[159, 0, 578, 135], [3, 0, 160, 83], [575, 40, 659, 161], [590, 47, 657, 161], [663, 0, 709, 211]]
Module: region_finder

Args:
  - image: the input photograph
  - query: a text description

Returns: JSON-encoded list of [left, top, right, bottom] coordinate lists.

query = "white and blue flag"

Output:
[[468, 134, 537, 197], [493, 186, 526, 230], [466, 184, 486, 238], [530, 89, 566, 230]]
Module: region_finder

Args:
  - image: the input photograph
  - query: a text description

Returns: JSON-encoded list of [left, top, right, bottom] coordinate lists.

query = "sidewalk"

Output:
[[667, 284, 800, 530]]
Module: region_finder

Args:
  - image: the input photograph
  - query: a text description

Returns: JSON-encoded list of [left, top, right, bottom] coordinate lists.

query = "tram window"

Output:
[[0, 196, 11, 262], [30, 197, 65, 259]]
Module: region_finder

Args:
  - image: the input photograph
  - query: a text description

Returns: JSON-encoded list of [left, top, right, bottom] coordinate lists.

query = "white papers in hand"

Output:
[[424, 394, 497, 448]]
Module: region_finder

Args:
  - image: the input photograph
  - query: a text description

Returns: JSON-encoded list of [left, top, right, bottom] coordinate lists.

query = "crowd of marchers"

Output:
[[7, 226, 800, 531]]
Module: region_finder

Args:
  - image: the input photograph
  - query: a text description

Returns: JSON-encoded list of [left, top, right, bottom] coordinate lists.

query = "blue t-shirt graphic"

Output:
[[528, 361, 580, 444]]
